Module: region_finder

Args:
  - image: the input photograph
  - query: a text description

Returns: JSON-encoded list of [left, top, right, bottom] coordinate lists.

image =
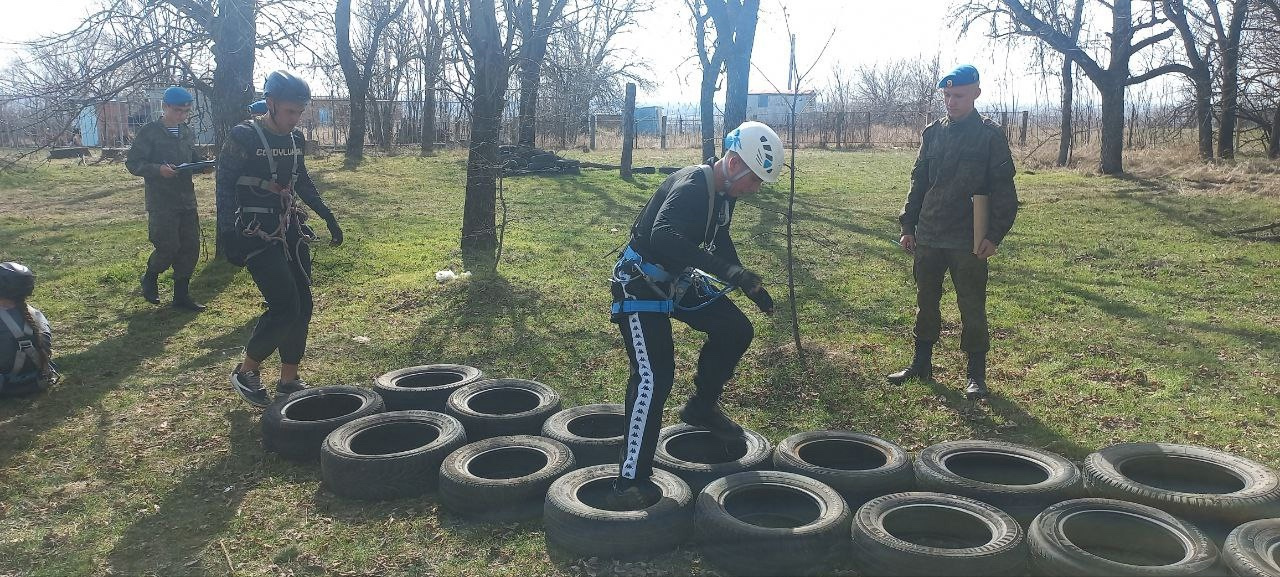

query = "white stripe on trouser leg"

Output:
[[621, 312, 655, 480]]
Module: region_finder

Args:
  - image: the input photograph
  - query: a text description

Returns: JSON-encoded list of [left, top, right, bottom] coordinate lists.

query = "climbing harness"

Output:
[[233, 120, 316, 278]]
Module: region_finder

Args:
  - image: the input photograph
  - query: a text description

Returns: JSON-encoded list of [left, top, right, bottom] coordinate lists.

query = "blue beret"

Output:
[[938, 65, 980, 88], [163, 86, 194, 105], [247, 100, 268, 114]]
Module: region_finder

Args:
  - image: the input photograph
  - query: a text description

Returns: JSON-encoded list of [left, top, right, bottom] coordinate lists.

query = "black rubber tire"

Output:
[[438, 435, 576, 522], [261, 386, 385, 461], [1084, 443, 1280, 529], [773, 430, 914, 508], [695, 470, 851, 577], [540, 404, 625, 468], [373, 364, 484, 412], [851, 491, 1027, 577], [1224, 519, 1280, 577], [1028, 498, 1222, 577], [914, 439, 1083, 525], [543, 464, 693, 559], [653, 423, 772, 492], [445, 378, 562, 440], [320, 410, 467, 500]]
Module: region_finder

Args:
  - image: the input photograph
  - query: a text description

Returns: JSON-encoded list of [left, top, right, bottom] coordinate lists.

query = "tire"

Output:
[[438, 435, 576, 522], [1224, 519, 1280, 577], [653, 424, 772, 492], [373, 364, 484, 412], [543, 464, 693, 559], [540, 404, 625, 468], [851, 491, 1027, 577], [1028, 498, 1221, 577], [262, 386, 385, 461], [1084, 443, 1280, 530], [773, 430, 914, 508], [696, 470, 851, 577], [445, 378, 562, 440], [915, 439, 1083, 525], [320, 410, 467, 500]]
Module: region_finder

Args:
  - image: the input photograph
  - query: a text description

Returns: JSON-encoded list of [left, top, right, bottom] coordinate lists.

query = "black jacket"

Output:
[[214, 120, 333, 236], [629, 165, 741, 281]]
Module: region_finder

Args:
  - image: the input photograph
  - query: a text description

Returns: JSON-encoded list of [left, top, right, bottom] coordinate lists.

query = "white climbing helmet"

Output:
[[724, 121, 782, 183]]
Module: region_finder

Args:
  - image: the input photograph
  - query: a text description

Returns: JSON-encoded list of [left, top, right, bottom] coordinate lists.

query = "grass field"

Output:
[[1, 147, 1278, 576]]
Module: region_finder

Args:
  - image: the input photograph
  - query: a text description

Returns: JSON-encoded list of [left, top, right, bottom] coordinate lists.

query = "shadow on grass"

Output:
[[105, 410, 262, 576], [0, 261, 237, 470]]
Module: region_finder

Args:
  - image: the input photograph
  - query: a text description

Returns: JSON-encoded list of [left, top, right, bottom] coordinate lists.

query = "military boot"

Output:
[[139, 272, 161, 304], [887, 339, 934, 384], [965, 352, 989, 400], [679, 399, 745, 443], [172, 277, 206, 312]]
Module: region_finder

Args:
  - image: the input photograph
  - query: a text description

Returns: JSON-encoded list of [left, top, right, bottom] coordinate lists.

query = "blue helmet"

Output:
[[163, 86, 194, 106], [247, 100, 268, 114], [0, 262, 35, 300], [263, 71, 311, 104]]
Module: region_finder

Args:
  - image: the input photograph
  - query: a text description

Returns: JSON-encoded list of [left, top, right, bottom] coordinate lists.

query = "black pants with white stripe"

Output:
[[612, 287, 754, 485]]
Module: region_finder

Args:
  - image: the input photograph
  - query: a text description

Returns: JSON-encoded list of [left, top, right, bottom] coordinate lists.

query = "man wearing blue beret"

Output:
[[887, 64, 1019, 400], [126, 86, 213, 311]]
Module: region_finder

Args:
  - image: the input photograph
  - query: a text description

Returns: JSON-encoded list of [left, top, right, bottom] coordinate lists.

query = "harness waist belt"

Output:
[[611, 300, 674, 314], [236, 176, 274, 189], [620, 245, 674, 282], [238, 206, 278, 215]]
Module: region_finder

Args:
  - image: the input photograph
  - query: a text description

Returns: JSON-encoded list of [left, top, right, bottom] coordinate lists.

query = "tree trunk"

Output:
[[1218, 5, 1246, 159], [1099, 78, 1126, 175], [699, 66, 718, 162], [721, 0, 759, 136], [210, 0, 257, 253], [421, 85, 437, 154], [1193, 70, 1214, 159], [1057, 58, 1074, 166], [516, 44, 548, 148], [1270, 105, 1280, 159], [461, 0, 506, 273], [336, 0, 366, 168]]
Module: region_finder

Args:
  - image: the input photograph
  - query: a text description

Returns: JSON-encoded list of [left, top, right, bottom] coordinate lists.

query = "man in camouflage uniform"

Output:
[[888, 65, 1018, 400], [126, 86, 212, 311]]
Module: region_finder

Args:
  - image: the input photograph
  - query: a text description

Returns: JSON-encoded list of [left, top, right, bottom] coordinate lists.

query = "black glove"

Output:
[[325, 216, 343, 246], [746, 286, 775, 315], [728, 267, 763, 293]]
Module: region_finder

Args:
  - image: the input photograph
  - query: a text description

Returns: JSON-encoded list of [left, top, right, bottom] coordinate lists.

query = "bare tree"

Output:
[[513, 0, 569, 148], [708, 0, 760, 138], [448, 0, 517, 272], [958, 0, 1184, 174], [337, 0, 410, 168], [1242, 0, 1280, 157], [687, 0, 726, 161], [419, 0, 446, 154], [1207, 0, 1251, 158]]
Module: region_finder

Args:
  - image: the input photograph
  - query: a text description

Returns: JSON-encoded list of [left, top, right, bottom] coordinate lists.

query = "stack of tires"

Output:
[[257, 368, 1280, 577]]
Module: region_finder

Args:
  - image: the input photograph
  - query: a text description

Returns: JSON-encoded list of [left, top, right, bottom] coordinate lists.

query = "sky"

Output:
[[0, 0, 1137, 108]]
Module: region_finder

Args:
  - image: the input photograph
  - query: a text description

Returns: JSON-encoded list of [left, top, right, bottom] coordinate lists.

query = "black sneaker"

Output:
[[965, 378, 990, 401], [230, 364, 270, 407], [605, 482, 660, 511], [276, 378, 309, 397], [678, 401, 744, 441]]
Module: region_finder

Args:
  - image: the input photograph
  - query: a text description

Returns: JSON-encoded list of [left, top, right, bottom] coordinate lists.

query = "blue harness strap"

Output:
[[611, 300, 675, 314]]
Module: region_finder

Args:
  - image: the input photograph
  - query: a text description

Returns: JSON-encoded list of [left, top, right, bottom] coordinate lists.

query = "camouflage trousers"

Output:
[[912, 245, 989, 353], [146, 208, 200, 279]]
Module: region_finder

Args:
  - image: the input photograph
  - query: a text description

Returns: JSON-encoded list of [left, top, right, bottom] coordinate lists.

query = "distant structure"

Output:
[[746, 91, 817, 125], [635, 106, 663, 135]]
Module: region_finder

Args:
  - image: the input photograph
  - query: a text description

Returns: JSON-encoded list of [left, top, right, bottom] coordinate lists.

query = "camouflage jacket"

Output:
[[900, 112, 1018, 250], [125, 120, 203, 212]]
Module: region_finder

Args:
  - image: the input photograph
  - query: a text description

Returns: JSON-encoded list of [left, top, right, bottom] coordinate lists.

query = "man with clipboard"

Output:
[[126, 86, 214, 312]]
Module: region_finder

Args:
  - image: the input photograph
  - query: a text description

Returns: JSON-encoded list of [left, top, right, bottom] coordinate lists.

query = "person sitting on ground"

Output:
[[606, 121, 782, 509], [216, 71, 343, 407], [0, 262, 59, 397]]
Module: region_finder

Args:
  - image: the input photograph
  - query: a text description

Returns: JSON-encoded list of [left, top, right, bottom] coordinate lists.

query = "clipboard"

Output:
[[175, 160, 216, 172]]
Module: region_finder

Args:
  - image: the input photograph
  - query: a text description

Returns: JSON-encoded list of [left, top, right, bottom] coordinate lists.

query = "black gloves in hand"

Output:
[[729, 267, 763, 293], [325, 217, 343, 246], [747, 286, 775, 315]]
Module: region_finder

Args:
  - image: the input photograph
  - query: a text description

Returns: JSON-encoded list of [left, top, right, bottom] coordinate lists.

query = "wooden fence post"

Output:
[[660, 114, 667, 150], [589, 114, 596, 151], [621, 82, 635, 178], [1019, 111, 1029, 146]]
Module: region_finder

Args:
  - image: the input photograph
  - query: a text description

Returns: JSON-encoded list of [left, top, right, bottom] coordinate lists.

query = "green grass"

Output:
[[1, 148, 1278, 576]]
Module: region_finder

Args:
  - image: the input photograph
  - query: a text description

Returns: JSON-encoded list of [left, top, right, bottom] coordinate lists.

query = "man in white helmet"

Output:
[[606, 120, 782, 509]]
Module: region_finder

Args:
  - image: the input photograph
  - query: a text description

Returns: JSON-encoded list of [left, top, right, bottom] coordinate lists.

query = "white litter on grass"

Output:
[[353, 336, 371, 344], [435, 269, 473, 283]]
